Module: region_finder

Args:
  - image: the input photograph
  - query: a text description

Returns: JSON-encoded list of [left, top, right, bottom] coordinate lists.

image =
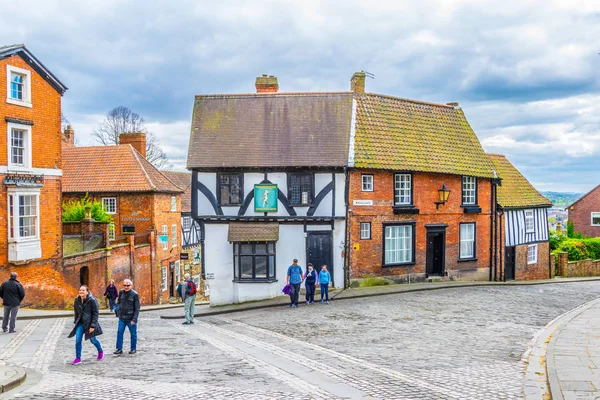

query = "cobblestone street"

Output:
[[3, 282, 600, 399]]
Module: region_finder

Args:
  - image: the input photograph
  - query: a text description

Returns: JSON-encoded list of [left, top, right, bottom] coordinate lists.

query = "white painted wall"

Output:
[[197, 173, 217, 216], [243, 173, 265, 217], [335, 173, 347, 218]]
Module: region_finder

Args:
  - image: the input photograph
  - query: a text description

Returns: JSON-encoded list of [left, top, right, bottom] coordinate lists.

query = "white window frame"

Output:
[[102, 197, 117, 214], [7, 187, 40, 242], [360, 222, 371, 240], [384, 224, 413, 265], [394, 173, 412, 205], [7, 122, 32, 170], [171, 196, 177, 212], [172, 224, 177, 247], [6, 65, 32, 107], [361, 175, 374, 192], [175, 260, 181, 284], [462, 176, 477, 205], [162, 225, 168, 250], [525, 210, 535, 233], [182, 216, 192, 231], [591, 212, 600, 226], [459, 223, 475, 259], [108, 223, 115, 240], [527, 244, 538, 264], [161, 266, 168, 291]]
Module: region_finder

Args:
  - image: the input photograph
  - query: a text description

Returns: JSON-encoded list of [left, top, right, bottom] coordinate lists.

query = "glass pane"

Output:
[[255, 256, 267, 278], [234, 256, 239, 278], [255, 243, 267, 254], [268, 242, 275, 253], [268, 256, 275, 277], [240, 256, 253, 278], [220, 186, 230, 204], [233, 243, 239, 255], [240, 244, 253, 255]]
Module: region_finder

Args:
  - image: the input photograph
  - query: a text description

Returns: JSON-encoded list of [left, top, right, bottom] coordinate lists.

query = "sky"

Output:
[[1, 0, 598, 193]]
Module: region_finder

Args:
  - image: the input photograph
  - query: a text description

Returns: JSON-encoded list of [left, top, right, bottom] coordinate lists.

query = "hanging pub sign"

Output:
[[254, 183, 278, 212]]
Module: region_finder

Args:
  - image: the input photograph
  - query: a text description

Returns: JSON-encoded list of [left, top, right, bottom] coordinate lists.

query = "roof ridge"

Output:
[[360, 92, 456, 109], [129, 145, 156, 190], [195, 91, 353, 99]]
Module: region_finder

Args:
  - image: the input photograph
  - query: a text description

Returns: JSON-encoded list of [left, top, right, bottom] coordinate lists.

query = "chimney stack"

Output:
[[255, 74, 279, 93], [63, 125, 75, 148], [120, 132, 146, 158], [351, 72, 366, 94]]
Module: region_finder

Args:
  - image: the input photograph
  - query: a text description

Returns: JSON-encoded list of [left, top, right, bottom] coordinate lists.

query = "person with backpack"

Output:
[[182, 273, 197, 325]]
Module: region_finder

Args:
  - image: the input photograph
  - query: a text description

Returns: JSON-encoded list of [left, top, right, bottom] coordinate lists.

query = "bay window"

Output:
[[233, 242, 276, 282]]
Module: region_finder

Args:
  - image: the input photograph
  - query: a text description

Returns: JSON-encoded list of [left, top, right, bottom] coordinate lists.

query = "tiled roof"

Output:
[[187, 93, 354, 169], [63, 145, 184, 193], [228, 223, 279, 242], [353, 94, 496, 178], [488, 154, 552, 208], [161, 171, 192, 212]]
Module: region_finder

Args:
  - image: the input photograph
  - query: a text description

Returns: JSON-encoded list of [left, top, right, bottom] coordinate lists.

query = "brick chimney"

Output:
[[63, 125, 75, 148], [351, 72, 366, 93], [255, 74, 279, 93], [120, 132, 146, 158]]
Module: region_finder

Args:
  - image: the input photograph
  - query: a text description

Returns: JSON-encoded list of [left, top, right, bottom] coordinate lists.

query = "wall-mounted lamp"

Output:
[[434, 184, 451, 209]]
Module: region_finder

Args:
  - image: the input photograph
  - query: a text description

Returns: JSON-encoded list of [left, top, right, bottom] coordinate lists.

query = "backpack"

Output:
[[187, 281, 197, 296]]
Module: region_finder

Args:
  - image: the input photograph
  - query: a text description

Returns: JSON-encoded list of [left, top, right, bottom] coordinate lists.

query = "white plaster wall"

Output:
[[203, 224, 234, 306], [266, 172, 287, 194], [197, 173, 217, 216], [335, 173, 347, 218], [332, 220, 346, 288], [243, 173, 265, 217], [314, 173, 330, 193], [221, 206, 239, 216]]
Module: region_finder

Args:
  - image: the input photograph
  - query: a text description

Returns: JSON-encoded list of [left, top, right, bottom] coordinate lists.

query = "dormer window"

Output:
[[6, 66, 32, 107]]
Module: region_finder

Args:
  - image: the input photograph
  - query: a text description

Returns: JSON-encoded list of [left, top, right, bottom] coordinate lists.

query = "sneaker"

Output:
[[129, 350, 136, 354], [8, 330, 16, 333], [190, 321, 195, 324], [294, 304, 299, 308], [326, 301, 329, 304], [2, 328, 6, 332], [182, 321, 190, 325], [306, 301, 309, 305], [72, 358, 81, 365], [320, 299, 323, 303], [289, 304, 293, 308], [113, 349, 123, 355], [97, 351, 104, 361]]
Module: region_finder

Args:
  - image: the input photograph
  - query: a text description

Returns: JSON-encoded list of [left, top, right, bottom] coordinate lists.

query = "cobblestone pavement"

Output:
[[2, 282, 600, 399]]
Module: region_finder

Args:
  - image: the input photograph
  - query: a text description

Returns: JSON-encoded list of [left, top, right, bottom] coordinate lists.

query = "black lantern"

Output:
[[435, 184, 451, 209]]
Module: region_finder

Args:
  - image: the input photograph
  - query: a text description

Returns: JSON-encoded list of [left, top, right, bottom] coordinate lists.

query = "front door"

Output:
[[426, 228, 446, 276], [505, 246, 516, 281], [307, 232, 333, 286]]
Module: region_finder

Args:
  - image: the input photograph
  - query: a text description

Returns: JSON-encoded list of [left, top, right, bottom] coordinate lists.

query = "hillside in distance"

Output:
[[541, 191, 583, 207]]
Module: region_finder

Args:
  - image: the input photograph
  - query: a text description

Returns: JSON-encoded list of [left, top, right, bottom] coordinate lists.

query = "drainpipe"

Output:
[[499, 209, 504, 281], [493, 180, 499, 281]]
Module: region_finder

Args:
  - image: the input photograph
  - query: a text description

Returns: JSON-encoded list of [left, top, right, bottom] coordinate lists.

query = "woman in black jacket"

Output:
[[67, 286, 104, 365]]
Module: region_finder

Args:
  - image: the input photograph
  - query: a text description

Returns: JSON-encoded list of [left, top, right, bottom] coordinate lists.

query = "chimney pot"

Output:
[[119, 132, 147, 158], [351, 72, 366, 93], [255, 74, 279, 93], [63, 125, 75, 148]]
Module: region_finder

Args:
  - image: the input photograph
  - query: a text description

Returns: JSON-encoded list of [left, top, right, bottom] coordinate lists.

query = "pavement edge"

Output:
[[0, 366, 26, 394]]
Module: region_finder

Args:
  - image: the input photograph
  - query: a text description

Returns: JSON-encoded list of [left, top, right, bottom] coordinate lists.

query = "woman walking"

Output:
[[68, 285, 104, 365], [104, 280, 118, 316], [304, 263, 318, 305]]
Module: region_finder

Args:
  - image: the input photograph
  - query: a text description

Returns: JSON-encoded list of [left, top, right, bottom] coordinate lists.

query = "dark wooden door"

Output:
[[505, 246, 516, 281], [307, 232, 333, 286], [426, 229, 446, 276]]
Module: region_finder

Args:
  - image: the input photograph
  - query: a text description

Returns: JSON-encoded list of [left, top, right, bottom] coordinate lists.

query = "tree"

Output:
[[62, 194, 112, 223], [93, 106, 171, 169]]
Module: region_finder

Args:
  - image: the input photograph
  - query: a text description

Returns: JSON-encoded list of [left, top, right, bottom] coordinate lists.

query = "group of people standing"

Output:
[[68, 279, 140, 365], [286, 259, 331, 307]]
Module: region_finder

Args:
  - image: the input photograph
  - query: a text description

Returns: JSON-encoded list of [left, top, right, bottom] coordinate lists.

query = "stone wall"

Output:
[[557, 252, 600, 277]]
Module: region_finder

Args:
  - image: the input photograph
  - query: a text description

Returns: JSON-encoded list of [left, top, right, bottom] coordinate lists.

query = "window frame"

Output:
[[527, 244, 538, 264], [361, 174, 374, 192], [7, 188, 40, 242], [171, 196, 177, 212], [393, 172, 413, 206], [182, 216, 192, 231], [232, 242, 277, 282], [175, 260, 181, 284], [287, 172, 314, 206], [360, 222, 371, 240], [459, 222, 476, 260], [7, 122, 32, 170], [162, 225, 168, 250], [525, 209, 535, 233], [108, 223, 115, 240], [6, 65, 32, 107], [592, 212, 600, 227], [102, 197, 117, 214], [217, 172, 244, 206], [161, 266, 168, 291], [172, 224, 177, 247], [382, 222, 416, 266], [461, 176, 478, 206]]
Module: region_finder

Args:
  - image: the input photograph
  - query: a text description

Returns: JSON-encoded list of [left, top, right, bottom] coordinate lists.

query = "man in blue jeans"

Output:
[[114, 279, 140, 355], [286, 259, 303, 308]]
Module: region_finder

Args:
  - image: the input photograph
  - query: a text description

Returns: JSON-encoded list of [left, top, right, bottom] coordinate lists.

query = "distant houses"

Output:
[[568, 185, 600, 238]]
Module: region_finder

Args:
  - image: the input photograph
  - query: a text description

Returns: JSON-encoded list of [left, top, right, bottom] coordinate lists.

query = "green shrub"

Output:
[[62, 194, 112, 223], [566, 220, 583, 239], [359, 277, 389, 287], [555, 237, 600, 261], [549, 231, 567, 251]]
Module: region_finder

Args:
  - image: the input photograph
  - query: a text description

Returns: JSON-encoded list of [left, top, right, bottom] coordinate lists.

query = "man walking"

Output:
[[114, 279, 140, 355], [0, 273, 25, 333], [286, 259, 303, 308], [182, 273, 197, 325]]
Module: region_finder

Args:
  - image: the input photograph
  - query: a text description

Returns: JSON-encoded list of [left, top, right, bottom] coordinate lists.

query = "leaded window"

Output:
[[394, 174, 411, 205], [288, 173, 313, 205], [219, 173, 243, 206]]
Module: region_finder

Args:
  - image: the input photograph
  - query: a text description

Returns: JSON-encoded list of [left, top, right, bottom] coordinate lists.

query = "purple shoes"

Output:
[[72, 358, 81, 365], [97, 352, 104, 361]]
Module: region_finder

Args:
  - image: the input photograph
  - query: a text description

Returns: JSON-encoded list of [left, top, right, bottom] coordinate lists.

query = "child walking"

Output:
[[319, 265, 331, 304], [304, 263, 318, 305]]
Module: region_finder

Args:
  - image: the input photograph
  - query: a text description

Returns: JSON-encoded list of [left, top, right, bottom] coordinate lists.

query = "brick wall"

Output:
[[514, 242, 550, 280], [568, 186, 600, 238], [152, 193, 181, 304], [348, 170, 492, 282], [556, 252, 600, 277]]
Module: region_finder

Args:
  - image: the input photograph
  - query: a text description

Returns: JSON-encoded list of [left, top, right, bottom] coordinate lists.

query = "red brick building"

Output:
[[347, 73, 498, 284], [62, 133, 184, 304], [568, 185, 600, 238], [0, 45, 70, 307]]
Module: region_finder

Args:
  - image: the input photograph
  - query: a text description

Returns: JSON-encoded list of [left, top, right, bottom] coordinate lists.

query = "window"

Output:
[[233, 242, 276, 281], [525, 210, 535, 233], [172, 224, 177, 246], [462, 176, 477, 205], [161, 266, 168, 291], [288, 173, 313, 205], [108, 223, 115, 240], [592, 212, 600, 226], [102, 198, 117, 214], [218, 173, 243, 206], [394, 174, 412, 205], [6, 65, 31, 107], [527, 244, 538, 264], [459, 223, 475, 259], [182, 216, 192, 231], [122, 225, 135, 234], [7, 123, 31, 169], [171, 196, 177, 211], [162, 225, 168, 250], [362, 175, 373, 192], [360, 222, 371, 240], [384, 224, 414, 265], [175, 260, 181, 284], [8, 191, 39, 241]]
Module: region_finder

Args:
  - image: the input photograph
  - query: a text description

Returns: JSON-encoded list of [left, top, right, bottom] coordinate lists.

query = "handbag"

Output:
[[282, 284, 291, 295]]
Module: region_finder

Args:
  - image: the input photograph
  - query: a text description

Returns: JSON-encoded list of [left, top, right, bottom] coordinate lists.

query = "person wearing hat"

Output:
[[304, 263, 318, 305], [286, 259, 303, 308]]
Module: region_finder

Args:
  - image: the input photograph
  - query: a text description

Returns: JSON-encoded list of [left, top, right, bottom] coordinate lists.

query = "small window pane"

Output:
[[240, 244, 253, 255], [289, 174, 312, 205], [360, 222, 371, 240], [268, 255, 275, 277], [362, 175, 373, 191], [255, 256, 267, 278], [394, 174, 411, 205], [255, 243, 267, 254], [240, 256, 253, 278], [268, 242, 275, 253], [592, 213, 600, 226], [234, 255, 239, 278]]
